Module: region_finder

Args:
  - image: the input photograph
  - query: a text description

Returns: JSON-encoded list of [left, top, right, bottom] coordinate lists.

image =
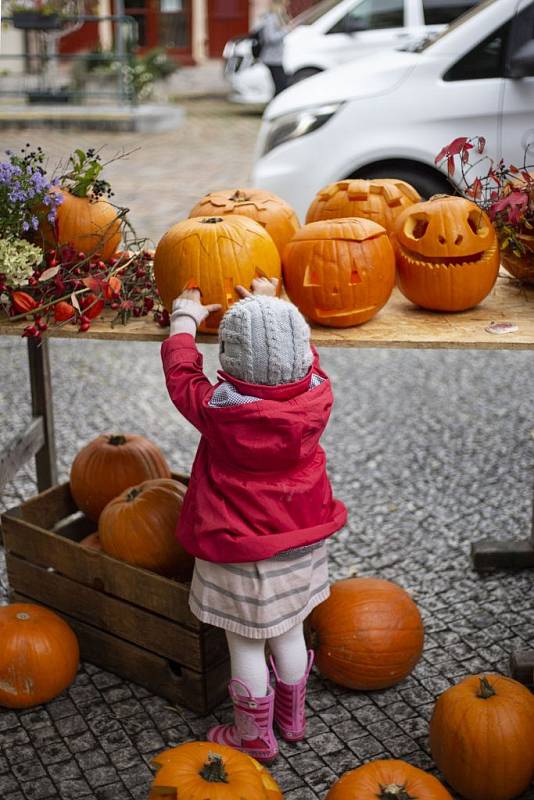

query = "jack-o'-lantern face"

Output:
[[393, 196, 500, 312], [283, 218, 395, 328]]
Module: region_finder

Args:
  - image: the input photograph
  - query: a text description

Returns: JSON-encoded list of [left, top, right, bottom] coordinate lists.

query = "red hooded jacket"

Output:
[[161, 333, 347, 563]]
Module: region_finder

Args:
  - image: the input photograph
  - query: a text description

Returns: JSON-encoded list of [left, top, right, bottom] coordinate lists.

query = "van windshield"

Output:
[[290, 0, 342, 27], [416, 0, 501, 51]]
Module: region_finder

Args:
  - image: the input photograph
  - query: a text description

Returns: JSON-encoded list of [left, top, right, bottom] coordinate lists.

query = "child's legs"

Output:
[[268, 622, 308, 684], [226, 631, 268, 696]]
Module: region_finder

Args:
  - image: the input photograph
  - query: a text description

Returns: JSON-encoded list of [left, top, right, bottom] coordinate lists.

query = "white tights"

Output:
[[226, 623, 308, 697]]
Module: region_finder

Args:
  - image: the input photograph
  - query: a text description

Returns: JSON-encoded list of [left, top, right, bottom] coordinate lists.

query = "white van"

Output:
[[252, 0, 534, 219], [223, 0, 479, 104]]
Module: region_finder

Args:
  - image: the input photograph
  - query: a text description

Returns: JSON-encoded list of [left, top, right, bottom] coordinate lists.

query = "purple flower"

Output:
[[22, 221, 30, 232], [47, 211, 56, 223], [31, 215, 39, 230]]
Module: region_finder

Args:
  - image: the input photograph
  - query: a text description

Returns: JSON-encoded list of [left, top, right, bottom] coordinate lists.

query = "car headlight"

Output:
[[261, 103, 343, 156]]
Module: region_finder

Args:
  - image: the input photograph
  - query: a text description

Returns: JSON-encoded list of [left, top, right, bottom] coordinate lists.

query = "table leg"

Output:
[[471, 487, 534, 571], [27, 337, 57, 491], [510, 649, 534, 687]]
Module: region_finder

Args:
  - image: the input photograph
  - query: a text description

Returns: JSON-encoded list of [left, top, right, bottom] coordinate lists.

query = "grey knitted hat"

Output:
[[219, 296, 313, 385]]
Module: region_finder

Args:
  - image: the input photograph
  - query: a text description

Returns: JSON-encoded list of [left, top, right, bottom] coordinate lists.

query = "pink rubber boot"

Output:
[[207, 678, 278, 763], [270, 650, 314, 742]]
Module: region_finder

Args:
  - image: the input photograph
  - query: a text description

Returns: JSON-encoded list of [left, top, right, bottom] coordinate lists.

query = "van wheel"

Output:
[[353, 165, 455, 200], [291, 67, 322, 84]]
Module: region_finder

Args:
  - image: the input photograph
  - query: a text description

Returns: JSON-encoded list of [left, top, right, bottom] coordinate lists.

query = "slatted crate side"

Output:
[[19, 479, 77, 527], [11, 592, 229, 714]]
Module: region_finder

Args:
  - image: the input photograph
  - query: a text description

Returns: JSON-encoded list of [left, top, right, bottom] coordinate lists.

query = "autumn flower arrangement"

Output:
[[0, 145, 169, 339], [436, 136, 534, 283]]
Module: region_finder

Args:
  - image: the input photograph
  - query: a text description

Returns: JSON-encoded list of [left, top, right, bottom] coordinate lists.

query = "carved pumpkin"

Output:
[[154, 215, 281, 332], [0, 603, 79, 708], [306, 178, 420, 233], [247, 755, 284, 800], [98, 478, 193, 580], [326, 759, 453, 800], [283, 218, 395, 327], [70, 433, 171, 521], [393, 195, 500, 311], [149, 741, 281, 799], [430, 674, 534, 800], [53, 189, 121, 261], [189, 188, 299, 257], [308, 578, 424, 689]]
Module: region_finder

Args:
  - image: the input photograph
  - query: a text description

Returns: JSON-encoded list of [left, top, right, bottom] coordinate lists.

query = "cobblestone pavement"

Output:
[[1, 101, 534, 800]]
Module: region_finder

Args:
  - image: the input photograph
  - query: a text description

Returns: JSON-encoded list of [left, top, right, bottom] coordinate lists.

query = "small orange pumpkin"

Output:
[[393, 195, 500, 311], [149, 741, 280, 799], [0, 603, 79, 708], [53, 189, 121, 261], [283, 217, 395, 327], [326, 759, 453, 800], [306, 178, 421, 232], [189, 188, 299, 257], [70, 433, 171, 522], [308, 578, 424, 690], [430, 674, 534, 800], [98, 478, 193, 580], [154, 215, 281, 332]]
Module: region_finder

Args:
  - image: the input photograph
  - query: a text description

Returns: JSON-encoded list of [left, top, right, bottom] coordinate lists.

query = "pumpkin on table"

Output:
[[0, 603, 79, 708], [98, 477, 193, 580], [154, 215, 281, 333], [283, 217, 395, 327], [326, 759, 453, 800], [430, 674, 534, 800], [189, 188, 299, 257], [393, 195, 500, 311], [149, 741, 283, 799], [306, 178, 421, 233], [308, 577, 424, 689], [47, 188, 121, 261], [70, 433, 171, 522]]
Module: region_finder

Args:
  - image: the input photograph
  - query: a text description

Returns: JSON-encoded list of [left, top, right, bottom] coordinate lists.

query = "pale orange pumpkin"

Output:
[[393, 195, 500, 311], [283, 217, 395, 327], [0, 603, 79, 708], [98, 478, 193, 580], [326, 759, 453, 800], [149, 741, 279, 799], [70, 433, 171, 522], [306, 178, 421, 233], [53, 189, 121, 261], [308, 578, 424, 690], [430, 674, 534, 800], [154, 215, 281, 332], [189, 188, 299, 257]]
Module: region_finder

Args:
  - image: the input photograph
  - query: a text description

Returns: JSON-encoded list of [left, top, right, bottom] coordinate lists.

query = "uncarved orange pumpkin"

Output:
[[306, 178, 421, 232], [70, 433, 171, 521], [189, 188, 299, 257], [98, 478, 193, 580], [53, 189, 121, 261], [149, 741, 279, 799], [308, 578, 424, 690], [154, 215, 281, 332], [0, 603, 79, 708], [283, 217, 395, 327], [326, 759, 453, 800], [393, 195, 500, 311], [430, 674, 534, 800]]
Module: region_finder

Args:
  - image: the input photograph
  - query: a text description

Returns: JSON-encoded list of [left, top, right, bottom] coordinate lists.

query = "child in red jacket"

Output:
[[161, 277, 346, 762]]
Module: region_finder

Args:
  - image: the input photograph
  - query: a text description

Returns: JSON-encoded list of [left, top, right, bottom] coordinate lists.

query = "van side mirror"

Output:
[[509, 40, 534, 79], [343, 16, 369, 34]]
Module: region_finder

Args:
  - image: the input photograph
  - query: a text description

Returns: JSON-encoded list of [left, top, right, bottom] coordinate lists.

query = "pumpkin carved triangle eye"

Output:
[[350, 267, 362, 284], [225, 277, 234, 305], [304, 265, 320, 286]]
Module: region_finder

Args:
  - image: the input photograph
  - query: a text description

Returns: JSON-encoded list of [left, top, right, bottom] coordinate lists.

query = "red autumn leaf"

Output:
[[103, 276, 122, 300], [509, 164, 520, 174], [477, 136, 486, 154], [489, 190, 528, 223], [447, 155, 455, 177], [12, 291, 38, 314], [54, 301, 76, 322], [521, 170, 532, 182], [82, 276, 104, 293], [82, 293, 105, 320]]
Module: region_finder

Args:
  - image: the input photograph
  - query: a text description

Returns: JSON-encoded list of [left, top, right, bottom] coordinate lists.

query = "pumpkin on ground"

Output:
[[70, 433, 171, 522], [306, 178, 421, 233], [50, 189, 121, 261], [283, 217, 395, 327], [189, 188, 299, 257], [393, 195, 500, 311], [308, 578, 424, 689], [0, 603, 79, 708], [98, 478, 193, 580], [326, 759, 453, 800], [149, 741, 282, 799], [430, 674, 534, 800], [154, 215, 281, 332]]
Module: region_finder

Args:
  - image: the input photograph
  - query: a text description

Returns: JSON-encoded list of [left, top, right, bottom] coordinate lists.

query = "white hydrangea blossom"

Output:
[[0, 237, 42, 287]]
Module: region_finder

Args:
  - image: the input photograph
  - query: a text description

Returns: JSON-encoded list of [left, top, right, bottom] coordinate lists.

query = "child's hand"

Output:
[[172, 288, 222, 316], [236, 276, 279, 298], [170, 287, 221, 337]]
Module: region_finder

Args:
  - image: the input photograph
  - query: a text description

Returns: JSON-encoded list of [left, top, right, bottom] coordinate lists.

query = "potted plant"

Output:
[[436, 136, 534, 284], [9, 0, 62, 30]]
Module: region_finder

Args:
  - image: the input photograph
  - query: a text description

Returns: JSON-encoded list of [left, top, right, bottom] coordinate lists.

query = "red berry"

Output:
[[79, 321, 90, 332], [37, 320, 48, 332], [143, 297, 154, 310], [23, 324, 38, 337], [133, 306, 141, 317], [77, 252, 86, 260], [110, 302, 120, 310]]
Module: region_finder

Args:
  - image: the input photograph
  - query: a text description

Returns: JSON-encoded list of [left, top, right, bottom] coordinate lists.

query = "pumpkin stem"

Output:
[[108, 434, 127, 446], [477, 676, 496, 699], [229, 189, 249, 203], [201, 217, 224, 224], [199, 753, 229, 783], [126, 487, 143, 502], [379, 784, 415, 800]]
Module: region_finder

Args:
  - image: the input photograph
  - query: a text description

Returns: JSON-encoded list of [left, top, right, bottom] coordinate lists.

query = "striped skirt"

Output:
[[189, 542, 330, 639]]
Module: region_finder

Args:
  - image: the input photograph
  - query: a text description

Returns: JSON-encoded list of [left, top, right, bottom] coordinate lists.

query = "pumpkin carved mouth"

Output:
[[314, 305, 377, 319], [397, 245, 489, 266]]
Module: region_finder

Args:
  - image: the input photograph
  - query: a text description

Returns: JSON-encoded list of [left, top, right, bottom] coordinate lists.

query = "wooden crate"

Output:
[[1, 477, 230, 714]]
